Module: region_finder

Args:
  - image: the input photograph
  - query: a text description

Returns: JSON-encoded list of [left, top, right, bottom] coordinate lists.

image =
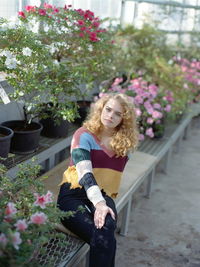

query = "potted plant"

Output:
[[16, 3, 116, 132], [0, 125, 14, 158]]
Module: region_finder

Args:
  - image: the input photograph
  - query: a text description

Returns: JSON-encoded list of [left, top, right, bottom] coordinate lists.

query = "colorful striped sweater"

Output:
[[60, 127, 129, 206]]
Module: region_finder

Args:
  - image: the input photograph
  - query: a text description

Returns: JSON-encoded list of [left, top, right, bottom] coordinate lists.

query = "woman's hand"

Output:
[[94, 201, 115, 229]]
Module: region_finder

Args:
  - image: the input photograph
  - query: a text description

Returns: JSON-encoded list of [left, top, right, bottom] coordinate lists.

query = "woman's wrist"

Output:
[[95, 200, 106, 208]]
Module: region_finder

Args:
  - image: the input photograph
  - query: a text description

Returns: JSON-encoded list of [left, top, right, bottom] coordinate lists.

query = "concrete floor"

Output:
[[115, 116, 200, 267]]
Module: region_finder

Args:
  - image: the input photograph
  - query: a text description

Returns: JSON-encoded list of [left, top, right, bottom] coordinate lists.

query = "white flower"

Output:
[[48, 44, 58, 54], [22, 47, 32, 56], [53, 60, 59, 65], [0, 50, 12, 58], [5, 57, 18, 69], [88, 45, 93, 52], [18, 91, 24, 96]]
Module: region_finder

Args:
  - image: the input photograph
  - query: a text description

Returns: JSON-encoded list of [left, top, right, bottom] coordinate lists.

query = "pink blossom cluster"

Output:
[[108, 77, 174, 140], [174, 57, 200, 103], [18, 3, 105, 43], [0, 190, 52, 252]]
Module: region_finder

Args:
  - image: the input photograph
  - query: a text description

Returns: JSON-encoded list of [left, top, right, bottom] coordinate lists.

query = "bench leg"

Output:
[[183, 122, 191, 140], [85, 250, 90, 267], [162, 147, 172, 174], [119, 197, 132, 236], [145, 168, 155, 199], [174, 132, 184, 154], [45, 155, 55, 171]]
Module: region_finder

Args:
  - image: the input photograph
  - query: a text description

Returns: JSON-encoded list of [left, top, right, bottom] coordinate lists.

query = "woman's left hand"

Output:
[[94, 201, 115, 229]]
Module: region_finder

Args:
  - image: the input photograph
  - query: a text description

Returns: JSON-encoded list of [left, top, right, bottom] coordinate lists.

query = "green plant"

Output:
[[0, 160, 83, 266]]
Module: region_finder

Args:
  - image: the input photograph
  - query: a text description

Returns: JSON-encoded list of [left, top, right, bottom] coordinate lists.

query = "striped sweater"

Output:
[[60, 127, 129, 206]]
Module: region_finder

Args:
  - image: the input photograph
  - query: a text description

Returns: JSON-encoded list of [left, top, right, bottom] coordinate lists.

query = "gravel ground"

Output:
[[115, 117, 200, 267]]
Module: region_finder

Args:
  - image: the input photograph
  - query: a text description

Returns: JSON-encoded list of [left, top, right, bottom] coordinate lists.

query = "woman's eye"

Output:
[[106, 107, 111, 112]]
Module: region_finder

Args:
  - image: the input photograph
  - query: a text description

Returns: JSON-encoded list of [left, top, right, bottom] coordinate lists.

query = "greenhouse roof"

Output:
[[124, 0, 200, 9]]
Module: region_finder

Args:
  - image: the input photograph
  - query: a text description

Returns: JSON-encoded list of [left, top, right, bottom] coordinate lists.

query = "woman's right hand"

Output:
[[94, 201, 115, 229]]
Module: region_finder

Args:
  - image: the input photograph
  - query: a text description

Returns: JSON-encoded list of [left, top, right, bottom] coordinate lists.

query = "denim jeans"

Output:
[[57, 183, 117, 267]]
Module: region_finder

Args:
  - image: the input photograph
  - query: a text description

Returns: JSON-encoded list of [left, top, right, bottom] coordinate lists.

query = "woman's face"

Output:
[[101, 98, 123, 130]]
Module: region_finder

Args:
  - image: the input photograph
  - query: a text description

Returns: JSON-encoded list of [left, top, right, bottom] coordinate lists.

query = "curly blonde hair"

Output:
[[83, 93, 139, 157]]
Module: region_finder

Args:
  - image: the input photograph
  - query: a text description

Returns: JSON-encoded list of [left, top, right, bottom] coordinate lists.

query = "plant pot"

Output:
[[0, 126, 14, 158], [40, 118, 69, 138], [152, 121, 165, 139], [1, 120, 43, 154], [74, 100, 91, 126]]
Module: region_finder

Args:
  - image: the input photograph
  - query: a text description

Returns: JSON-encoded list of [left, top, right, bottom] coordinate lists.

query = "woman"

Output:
[[57, 93, 138, 267]]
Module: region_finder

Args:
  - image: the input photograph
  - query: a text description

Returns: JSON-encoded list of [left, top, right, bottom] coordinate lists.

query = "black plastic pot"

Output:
[[40, 118, 69, 138], [74, 100, 91, 126], [152, 121, 165, 139], [0, 126, 14, 158], [1, 120, 43, 154]]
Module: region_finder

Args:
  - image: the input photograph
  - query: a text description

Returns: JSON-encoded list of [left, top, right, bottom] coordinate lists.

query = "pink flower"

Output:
[[44, 3, 53, 9], [5, 202, 17, 217], [152, 110, 163, 119], [18, 11, 26, 19], [77, 20, 85, 26], [147, 117, 154, 124], [14, 219, 28, 232], [79, 32, 85, 38], [52, 8, 59, 14], [30, 212, 47, 225], [0, 233, 8, 248], [38, 9, 46, 16], [139, 134, 145, 141], [89, 32, 99, 42], [145, 128, 154, 138], [153, 103, 161, 109], [11, 232, 22, 250], [164, 104, 171, 113], [33, 191, 53, 209], [135, 108, 142, 117], [25, 6, 35, 12], [92, 21, 100, 28], [45, 190, 53, 203]]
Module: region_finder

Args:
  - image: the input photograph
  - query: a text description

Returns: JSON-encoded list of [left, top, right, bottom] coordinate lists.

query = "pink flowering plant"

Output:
[[175, 57, 200, 103], [0, 162, 80, 266], [102, 76, 174, 140]]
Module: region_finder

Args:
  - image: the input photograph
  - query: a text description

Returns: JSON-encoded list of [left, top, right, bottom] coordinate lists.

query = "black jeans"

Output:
[[57, 183, 117, 267]]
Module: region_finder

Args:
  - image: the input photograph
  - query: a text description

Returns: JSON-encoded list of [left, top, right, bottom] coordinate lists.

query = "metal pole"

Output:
[[120, 0, 126, 26]]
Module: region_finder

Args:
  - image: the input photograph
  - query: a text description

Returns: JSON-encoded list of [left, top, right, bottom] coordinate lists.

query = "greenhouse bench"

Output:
[[38, 150, 157, 267]]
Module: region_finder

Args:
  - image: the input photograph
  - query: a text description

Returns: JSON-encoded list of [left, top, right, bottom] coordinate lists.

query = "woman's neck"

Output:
[[100, 127, 115, 137]]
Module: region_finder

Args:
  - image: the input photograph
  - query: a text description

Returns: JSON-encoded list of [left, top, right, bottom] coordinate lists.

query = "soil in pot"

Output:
[[0, 126, 14, 158], [1, 120, 43, 155]]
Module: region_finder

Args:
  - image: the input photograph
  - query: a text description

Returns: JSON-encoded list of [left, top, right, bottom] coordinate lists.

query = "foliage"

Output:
[[0, 161, 83, 266]]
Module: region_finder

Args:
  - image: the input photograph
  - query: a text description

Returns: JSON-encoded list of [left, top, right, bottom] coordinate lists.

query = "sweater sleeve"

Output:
[[71, 129, 105, 206]]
